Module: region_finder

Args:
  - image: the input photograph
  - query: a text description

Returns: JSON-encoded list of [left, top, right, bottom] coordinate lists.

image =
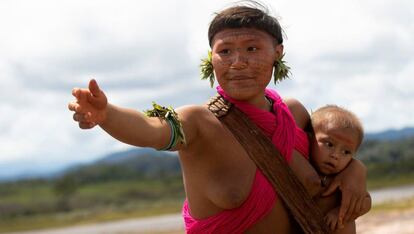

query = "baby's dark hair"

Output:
[[311, 105, 364, 148], [208, 1, 283, 46]]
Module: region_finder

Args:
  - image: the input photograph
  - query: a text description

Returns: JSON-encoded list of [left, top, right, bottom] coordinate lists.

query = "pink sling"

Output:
[[182, 87, 309, 233]]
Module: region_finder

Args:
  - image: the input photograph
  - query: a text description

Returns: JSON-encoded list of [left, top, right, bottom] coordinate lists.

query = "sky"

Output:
[[0, 0, 413, 178]]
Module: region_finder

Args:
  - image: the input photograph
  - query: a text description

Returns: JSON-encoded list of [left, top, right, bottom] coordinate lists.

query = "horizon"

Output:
[[1, 126, 413, 181], [1, 1, 413, 177]]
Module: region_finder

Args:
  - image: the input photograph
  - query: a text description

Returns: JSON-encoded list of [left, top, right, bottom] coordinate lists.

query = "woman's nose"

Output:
[[230, 51, 248, 69]]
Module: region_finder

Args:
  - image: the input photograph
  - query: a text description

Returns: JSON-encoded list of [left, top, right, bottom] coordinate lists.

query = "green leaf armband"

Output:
[[144, 102, 186, 151]]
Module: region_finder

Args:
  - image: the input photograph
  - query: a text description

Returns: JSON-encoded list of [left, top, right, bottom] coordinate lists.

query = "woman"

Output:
[[68, 4, 369, 233]]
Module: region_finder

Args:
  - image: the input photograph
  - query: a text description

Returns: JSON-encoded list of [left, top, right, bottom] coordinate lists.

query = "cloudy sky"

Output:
[[0, 0, 413, 177]]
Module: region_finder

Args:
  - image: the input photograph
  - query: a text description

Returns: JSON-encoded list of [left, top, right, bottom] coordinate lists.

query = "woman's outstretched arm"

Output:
[[68, 79, 198, 151]]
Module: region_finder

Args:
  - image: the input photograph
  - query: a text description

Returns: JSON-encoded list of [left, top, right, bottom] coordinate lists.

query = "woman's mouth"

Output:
[[229, 75, 253, 80]]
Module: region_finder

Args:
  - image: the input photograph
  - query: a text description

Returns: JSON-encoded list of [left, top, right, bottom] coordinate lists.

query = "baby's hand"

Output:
[[322, 159, 367, 225], [68, 79, 108, 129], [325, 208, 342, 231]]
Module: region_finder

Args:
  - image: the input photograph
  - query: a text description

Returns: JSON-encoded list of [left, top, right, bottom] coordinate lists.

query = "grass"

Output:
[[367, 174, 414, 190], [0, 199, 183, 233], [0, 178, 184, 233]]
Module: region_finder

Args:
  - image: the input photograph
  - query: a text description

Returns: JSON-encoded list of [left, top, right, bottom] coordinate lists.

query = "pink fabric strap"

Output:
[[217, 87, 309, 162], [182, 87, 309, 233]]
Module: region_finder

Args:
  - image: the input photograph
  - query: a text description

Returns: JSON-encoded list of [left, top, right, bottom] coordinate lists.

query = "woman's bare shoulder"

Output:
[[175, 104, 219, 148], [176, 104, 216, 122], [283, 98, 310, 129]]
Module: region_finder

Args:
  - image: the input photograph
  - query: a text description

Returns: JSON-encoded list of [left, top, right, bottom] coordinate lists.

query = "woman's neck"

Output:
[[246, 95, 272, 112]]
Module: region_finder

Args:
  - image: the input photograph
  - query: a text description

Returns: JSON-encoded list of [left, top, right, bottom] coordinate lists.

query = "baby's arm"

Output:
[[322, 159, 371, 225], [68, 79, 198, 150], [317, 168, 370, 232]]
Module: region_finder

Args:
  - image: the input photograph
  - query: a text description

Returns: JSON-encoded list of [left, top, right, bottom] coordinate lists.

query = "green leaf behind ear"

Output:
[[200, 50, 215, 88], [273, 53, 291, 84]]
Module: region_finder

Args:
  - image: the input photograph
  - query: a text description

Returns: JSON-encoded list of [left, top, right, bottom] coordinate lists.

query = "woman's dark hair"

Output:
[[208, 3, 283, 46]]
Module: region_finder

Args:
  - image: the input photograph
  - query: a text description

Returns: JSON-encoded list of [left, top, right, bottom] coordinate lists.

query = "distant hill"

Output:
[[96, 147, 176, 164], [59, 148, 181, 184], [365, 127, 414, 141]]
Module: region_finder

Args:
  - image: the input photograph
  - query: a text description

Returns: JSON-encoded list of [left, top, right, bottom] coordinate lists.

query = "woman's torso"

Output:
[[179, 105, 292, 232]]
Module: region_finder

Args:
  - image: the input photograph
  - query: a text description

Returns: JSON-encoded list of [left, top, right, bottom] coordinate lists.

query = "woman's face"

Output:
[[211, 28, 282, 102]]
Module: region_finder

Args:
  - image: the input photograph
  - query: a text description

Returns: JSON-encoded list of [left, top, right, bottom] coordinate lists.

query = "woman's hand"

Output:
[[324, 208, 340, 231], [68, 79, 108, 129], [321, 159, 368, 227]]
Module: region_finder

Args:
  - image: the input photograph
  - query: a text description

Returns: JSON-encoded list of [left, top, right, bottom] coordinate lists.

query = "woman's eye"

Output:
[[219, 49, 230, 55], [324, 141, 333, 148], [247, 47, 257, 52]]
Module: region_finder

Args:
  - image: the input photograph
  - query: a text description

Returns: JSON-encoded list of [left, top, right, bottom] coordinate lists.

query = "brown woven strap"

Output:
[[208, 95, 329, 234], [207, 95, 232, 117]]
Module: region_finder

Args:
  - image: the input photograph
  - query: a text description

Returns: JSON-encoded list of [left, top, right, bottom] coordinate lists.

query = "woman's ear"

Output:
[[274, 44, 284, 59]]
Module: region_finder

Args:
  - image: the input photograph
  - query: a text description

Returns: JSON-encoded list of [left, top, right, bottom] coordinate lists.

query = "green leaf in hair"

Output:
[[200, 50, 215, 87]]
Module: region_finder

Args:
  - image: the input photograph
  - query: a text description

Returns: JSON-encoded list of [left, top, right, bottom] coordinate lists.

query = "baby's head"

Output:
[[310, 105, 364, 175]]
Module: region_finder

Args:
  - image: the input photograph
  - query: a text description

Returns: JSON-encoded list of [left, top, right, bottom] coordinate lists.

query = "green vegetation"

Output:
[[0, 152, 185, 232], [0, 135, 413, 232], [0, 176, 184, 233], [358, 136, 414, 189]]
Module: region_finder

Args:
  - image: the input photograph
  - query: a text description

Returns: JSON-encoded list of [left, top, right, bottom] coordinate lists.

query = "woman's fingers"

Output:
[[344, 195, 358, 221], [322, 178, 340, 196], [72, 87, 93, 103], [349, 196, 364, 221], [338, 191, 351, 224], [79, 121, 96, 129], [329, 219, 336, 231], [68, 102, 81, 112], [72, 88, 80, 98], [70, 80, 106, 128], [325, 215, 336, 231], [88, 79, 101, 97], [87, 79, 107, 109], [72, 113, 89, 122], [73, 111, 94, 122]]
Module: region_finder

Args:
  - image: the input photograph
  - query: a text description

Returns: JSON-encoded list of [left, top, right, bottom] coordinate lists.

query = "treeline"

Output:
[[61, 153, 181, 185], [358, 136, 414, 186]]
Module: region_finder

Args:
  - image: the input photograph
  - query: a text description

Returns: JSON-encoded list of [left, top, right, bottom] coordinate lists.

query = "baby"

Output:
[[310, 105, 369, 232]]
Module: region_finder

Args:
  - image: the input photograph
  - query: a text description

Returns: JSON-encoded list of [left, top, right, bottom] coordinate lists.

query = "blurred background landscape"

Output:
[[1, 0, 413, 233], [1, 127, 414, 233]]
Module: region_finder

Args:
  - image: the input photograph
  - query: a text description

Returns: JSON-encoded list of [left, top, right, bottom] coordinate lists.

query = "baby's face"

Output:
[[311, 125, 359, 175]]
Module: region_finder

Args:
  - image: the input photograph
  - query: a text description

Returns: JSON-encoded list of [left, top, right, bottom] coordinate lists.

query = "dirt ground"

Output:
[[355, 208, 414, 234], [9, 209, 414, 234]]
